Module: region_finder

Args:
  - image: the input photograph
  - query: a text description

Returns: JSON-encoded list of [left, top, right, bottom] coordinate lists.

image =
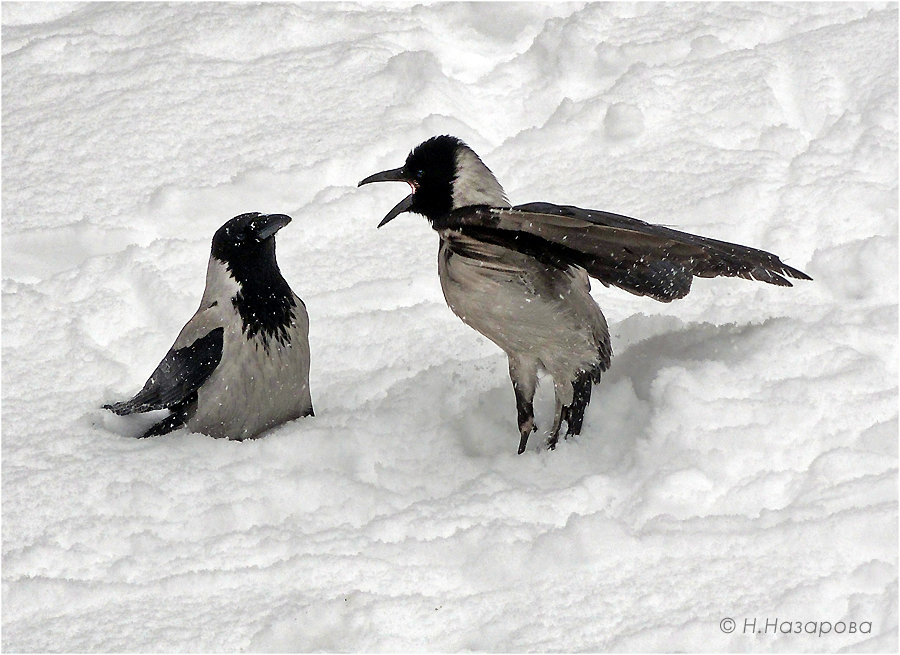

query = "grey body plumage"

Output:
[[104, 213, 313, 440], [359, 135, 810, 453]]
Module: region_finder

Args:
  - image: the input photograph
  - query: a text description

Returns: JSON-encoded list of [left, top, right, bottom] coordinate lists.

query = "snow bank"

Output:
[[2, 2, 897, 652]]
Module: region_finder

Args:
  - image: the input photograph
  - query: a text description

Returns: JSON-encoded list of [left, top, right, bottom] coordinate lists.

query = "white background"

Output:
[[2, 2, 897, 651]]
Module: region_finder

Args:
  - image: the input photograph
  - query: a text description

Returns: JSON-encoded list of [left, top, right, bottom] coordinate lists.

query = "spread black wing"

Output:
[[435, 203, 811, 302], [104, 327, 224, 415]]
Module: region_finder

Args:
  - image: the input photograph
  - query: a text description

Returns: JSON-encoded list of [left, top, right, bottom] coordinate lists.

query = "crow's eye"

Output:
[[414, 169, 424, 181]]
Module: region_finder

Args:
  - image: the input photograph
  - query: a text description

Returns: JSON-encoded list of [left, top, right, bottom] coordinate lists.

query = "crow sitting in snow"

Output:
[[104, 212, 313, 440], [359, 135, 810, 454]]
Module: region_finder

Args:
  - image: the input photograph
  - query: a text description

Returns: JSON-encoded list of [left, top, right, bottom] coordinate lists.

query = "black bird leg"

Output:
[[548, 371, 594, 449], [515, 387, 536, 454], [509, 357, 538, 454], [547, 397, 564, 450], [564, 371, 593, 438]]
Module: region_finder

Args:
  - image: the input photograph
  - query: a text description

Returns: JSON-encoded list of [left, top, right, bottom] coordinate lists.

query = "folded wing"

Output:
[[104, 327, 225, 414], [436, 202, 811, 302]]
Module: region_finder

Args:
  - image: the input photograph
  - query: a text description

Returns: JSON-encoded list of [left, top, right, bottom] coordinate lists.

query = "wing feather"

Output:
[[436, 203, 810, 302], [104, 327, 224, 414]]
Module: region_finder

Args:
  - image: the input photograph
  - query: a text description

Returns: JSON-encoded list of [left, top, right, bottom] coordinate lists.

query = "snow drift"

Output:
[[2, 2, 897, 652]]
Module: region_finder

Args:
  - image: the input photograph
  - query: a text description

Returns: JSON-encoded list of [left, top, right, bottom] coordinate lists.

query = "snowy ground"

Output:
[[2, 2, 897, 652]]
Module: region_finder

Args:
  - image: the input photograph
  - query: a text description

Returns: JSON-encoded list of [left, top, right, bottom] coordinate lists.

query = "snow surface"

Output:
[[2, 1, 898, 652]]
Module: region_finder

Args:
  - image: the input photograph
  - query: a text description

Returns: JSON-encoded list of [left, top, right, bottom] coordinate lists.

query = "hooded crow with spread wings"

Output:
[[359, 135, 810, 454], [104, 212, 313, 440]]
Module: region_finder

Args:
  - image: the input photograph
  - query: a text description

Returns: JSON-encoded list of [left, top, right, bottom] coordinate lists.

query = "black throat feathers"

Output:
[[217, 239, 297, 350]]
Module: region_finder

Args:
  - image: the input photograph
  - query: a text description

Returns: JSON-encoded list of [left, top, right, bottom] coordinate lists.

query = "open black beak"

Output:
[[358, 167, 412, 228], [376, 195, 413, 228], [358, 167, 407, 186], [253, 213, 292, 240]]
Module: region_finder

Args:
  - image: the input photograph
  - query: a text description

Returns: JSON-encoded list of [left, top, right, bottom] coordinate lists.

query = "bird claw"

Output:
[[516, 421, 537, 454]]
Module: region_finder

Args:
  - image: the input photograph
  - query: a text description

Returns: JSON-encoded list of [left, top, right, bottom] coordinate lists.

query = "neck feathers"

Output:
[[206, 253, 297, 351], [452, 146, 510, 210]]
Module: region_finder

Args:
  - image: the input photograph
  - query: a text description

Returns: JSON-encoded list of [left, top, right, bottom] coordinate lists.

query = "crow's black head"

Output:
[[402, 135, 462, 220], [211, 212, 291, 269], [210, 212, 296, 348], [359, 135, 508, 226]]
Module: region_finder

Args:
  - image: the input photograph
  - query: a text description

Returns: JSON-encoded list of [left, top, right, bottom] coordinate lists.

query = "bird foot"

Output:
[[516, 419, 536, 454]]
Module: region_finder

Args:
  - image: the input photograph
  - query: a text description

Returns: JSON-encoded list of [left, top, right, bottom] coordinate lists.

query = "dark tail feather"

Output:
[[138, 411, 187, 438], [103, 383, 171, 415], [103, 399, 144, 416], [128, 394, 196, 438]]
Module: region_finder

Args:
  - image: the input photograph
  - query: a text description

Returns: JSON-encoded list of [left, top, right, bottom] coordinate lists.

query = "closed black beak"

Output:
[[358, 167, 407, 186], [254, 213, 292, 240]]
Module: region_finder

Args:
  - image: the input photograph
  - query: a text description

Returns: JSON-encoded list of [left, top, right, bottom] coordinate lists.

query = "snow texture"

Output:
[[2, 2, 897, 652]]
